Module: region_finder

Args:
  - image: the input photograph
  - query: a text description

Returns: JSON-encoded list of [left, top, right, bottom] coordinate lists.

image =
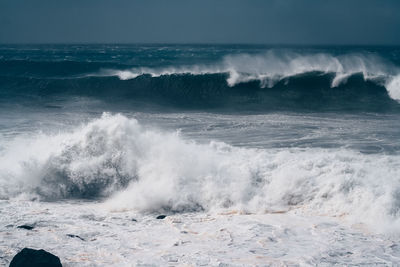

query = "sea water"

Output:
[[1, 44, 400, 266]]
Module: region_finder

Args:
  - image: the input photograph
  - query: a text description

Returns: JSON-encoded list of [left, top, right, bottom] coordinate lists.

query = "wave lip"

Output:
[[1, 113, 400, 233]]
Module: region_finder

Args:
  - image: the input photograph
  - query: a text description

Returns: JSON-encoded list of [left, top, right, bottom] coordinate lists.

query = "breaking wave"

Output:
[[2, 51, 400, 111], [1, 113, 400, 232], [96, 51, 400, 101]]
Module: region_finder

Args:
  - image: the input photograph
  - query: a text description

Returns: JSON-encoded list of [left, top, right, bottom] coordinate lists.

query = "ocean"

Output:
[[1, 44, 400, 266]]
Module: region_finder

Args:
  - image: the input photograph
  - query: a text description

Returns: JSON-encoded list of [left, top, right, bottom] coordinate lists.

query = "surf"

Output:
[[1, 113, 400, 233]]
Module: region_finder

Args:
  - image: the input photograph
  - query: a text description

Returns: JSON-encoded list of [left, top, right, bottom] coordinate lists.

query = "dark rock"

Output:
[[9, 248, 62, 267], [156, 215, 167, 220], [17, 225, 35, 230], [66, 234, 85, 241], [131, 218, 137, 222]]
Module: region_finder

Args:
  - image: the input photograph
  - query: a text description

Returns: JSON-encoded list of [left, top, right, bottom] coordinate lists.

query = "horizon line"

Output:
[[1, 42, 400, 47]]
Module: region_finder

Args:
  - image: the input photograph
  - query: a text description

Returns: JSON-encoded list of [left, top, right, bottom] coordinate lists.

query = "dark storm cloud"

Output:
[[0, 0, 399, 44]]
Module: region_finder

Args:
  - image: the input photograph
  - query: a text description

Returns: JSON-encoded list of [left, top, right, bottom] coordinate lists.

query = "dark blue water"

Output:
[[1, 44, 400, 112]]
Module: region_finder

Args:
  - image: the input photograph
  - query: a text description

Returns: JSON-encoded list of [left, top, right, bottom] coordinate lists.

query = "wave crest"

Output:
[[96, 51, 400, 100]]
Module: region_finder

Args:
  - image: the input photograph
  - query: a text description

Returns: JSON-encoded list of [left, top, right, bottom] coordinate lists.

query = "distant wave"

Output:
[[1, 113, 400, 233], [2, 51, 400, 111], [93, 51, 400, 101]]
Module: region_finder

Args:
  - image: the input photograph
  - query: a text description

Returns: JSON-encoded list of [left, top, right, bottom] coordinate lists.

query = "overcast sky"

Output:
[[0, 0, 399, 44]]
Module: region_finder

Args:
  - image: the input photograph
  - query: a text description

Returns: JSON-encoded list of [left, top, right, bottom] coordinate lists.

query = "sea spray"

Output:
[[1, 113, 400, 232], [98, 51, 400, 100]]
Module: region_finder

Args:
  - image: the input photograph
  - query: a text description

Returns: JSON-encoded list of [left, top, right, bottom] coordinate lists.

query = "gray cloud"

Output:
[[0, 0, 399, 44]]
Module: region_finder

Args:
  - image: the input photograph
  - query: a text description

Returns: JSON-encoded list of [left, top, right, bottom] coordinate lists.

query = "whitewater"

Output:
[[1, 44, 400, 266]]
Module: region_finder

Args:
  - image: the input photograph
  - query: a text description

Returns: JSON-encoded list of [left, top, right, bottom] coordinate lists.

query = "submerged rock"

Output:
[[66, 234, 85, 241], [156, 215, 167, 220], [9, 248, 62, 267], [17, 225, 35, 230]]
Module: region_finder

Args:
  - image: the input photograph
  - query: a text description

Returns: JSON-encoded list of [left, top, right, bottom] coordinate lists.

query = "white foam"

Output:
[[1, 201, 398, 265], [1, 113, 400, 233]]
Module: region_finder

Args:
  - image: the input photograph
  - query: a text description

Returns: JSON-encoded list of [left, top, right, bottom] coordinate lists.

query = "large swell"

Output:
[[1, 47, 400, 111], [98, 51, 400, 92], [1, 113, 400, 232]]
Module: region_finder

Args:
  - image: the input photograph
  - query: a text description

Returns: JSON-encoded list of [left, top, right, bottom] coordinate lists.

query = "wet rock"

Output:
[[156, 215, 167, 220], [66, 234, 85, 241], [17, 224, 35, 230], [9, 248, 62, 267]]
